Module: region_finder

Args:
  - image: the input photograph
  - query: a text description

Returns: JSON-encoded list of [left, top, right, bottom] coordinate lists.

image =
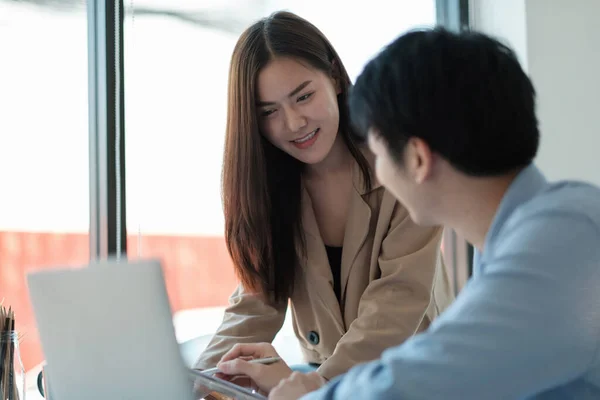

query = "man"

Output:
[[216, 28, 600, 399]]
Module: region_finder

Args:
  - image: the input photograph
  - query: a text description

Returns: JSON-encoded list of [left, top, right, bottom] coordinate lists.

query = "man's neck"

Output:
[[443, 171, 521, 252]]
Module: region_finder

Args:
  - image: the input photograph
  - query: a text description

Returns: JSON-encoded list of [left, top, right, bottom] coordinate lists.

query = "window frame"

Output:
[[88, 0, 127, 259]]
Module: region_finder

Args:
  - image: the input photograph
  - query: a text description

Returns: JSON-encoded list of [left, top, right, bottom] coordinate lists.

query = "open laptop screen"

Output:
[[27, 259, 195, 400]]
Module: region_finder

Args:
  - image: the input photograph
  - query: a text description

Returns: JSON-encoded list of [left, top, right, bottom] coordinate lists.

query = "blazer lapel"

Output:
[[301, 186, 345, 331], [340, 161, 376, 302], [340, 194, 371, 304]]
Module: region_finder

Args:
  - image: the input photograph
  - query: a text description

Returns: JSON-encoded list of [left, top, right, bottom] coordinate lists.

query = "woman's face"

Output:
[[256, 57, 341, 165]]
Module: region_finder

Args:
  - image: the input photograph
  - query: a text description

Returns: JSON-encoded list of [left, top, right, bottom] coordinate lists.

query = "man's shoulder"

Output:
[[490, 180, 600, 261], [513, 180, 600, 230]]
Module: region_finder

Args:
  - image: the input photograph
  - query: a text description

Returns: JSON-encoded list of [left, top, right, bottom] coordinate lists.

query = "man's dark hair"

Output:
[[349, 28, 539, 176]]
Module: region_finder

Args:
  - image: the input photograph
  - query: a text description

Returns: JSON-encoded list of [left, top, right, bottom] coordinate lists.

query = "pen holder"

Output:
[[0, 331, 25, 400]]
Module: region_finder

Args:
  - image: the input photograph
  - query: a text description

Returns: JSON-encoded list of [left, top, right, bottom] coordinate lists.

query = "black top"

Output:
[[325, 245, 343, 303]]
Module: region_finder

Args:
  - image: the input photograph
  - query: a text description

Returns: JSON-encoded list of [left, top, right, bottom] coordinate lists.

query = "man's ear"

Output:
[[406, 137, 433, 184]]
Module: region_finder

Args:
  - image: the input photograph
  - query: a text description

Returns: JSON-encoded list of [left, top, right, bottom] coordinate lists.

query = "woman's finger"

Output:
[[220, 343, 266, 362]]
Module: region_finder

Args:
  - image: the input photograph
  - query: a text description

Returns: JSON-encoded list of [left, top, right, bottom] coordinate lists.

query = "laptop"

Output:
[[27, 259, 266, 400]]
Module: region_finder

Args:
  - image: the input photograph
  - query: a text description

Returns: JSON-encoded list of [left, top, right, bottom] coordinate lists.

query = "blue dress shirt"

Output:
[[303, 164, 600, 399]]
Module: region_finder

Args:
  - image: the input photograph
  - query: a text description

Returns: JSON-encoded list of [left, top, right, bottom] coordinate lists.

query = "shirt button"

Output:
[[307, 331, 320, 345]]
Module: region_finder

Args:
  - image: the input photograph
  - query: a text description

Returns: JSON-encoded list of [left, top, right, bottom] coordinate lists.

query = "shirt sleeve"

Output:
[[303, 212, 600, 400]]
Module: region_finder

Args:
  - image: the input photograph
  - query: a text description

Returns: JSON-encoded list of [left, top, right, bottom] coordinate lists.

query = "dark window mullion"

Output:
[[88, 0, 127, 260]]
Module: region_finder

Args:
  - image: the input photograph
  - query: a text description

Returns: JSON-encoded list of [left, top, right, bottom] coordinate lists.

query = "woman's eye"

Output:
[[297, 92, 314, 102], [261, 109, 276, 117]]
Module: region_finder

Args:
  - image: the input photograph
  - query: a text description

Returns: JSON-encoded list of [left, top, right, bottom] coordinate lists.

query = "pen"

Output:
[[196, 356, 282, 375]]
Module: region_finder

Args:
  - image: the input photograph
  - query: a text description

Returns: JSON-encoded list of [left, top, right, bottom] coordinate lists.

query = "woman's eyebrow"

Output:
[[256, 80, 312, 106]]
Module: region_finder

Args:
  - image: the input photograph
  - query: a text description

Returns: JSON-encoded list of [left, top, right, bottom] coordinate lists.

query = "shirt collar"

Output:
[[475, 164, 547, 266]]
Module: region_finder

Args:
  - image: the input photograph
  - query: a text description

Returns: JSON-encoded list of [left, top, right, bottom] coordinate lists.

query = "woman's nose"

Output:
[[284, 108, 308, 133]]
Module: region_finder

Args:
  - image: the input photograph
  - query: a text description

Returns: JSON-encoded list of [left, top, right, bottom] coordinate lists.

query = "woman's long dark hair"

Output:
[[222, 11, 371, 305]]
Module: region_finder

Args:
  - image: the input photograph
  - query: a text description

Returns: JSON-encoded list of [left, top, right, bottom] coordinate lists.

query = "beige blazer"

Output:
[[195, 158, 454, 380]]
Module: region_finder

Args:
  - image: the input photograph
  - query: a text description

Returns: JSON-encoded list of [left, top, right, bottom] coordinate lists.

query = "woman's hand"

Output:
[[268, 372, 326, 400], [216, 343, 293, 393]]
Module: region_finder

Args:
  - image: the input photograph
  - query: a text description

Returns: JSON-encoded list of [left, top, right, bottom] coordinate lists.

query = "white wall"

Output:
[[526, 0, 600, 186], [471, 0, 600, 186], [471, 0, 528, 71]]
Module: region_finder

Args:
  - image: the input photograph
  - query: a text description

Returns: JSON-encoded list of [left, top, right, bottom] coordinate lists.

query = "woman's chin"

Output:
[[286, 143, 332, 166]]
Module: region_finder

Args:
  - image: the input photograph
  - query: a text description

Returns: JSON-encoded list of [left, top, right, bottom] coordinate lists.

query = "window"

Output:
[[0, 0, 89, 374]]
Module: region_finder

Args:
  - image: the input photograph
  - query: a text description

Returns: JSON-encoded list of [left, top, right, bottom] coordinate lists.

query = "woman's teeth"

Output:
[[293, 129, 318, 143]]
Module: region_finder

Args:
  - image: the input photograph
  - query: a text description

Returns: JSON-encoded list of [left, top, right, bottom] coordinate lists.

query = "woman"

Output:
[[194, 10, 453, 387]]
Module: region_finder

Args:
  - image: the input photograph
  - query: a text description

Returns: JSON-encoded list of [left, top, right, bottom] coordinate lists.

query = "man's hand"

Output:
[[217, 343, 293, 393], [268, 372, 326, 400]]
